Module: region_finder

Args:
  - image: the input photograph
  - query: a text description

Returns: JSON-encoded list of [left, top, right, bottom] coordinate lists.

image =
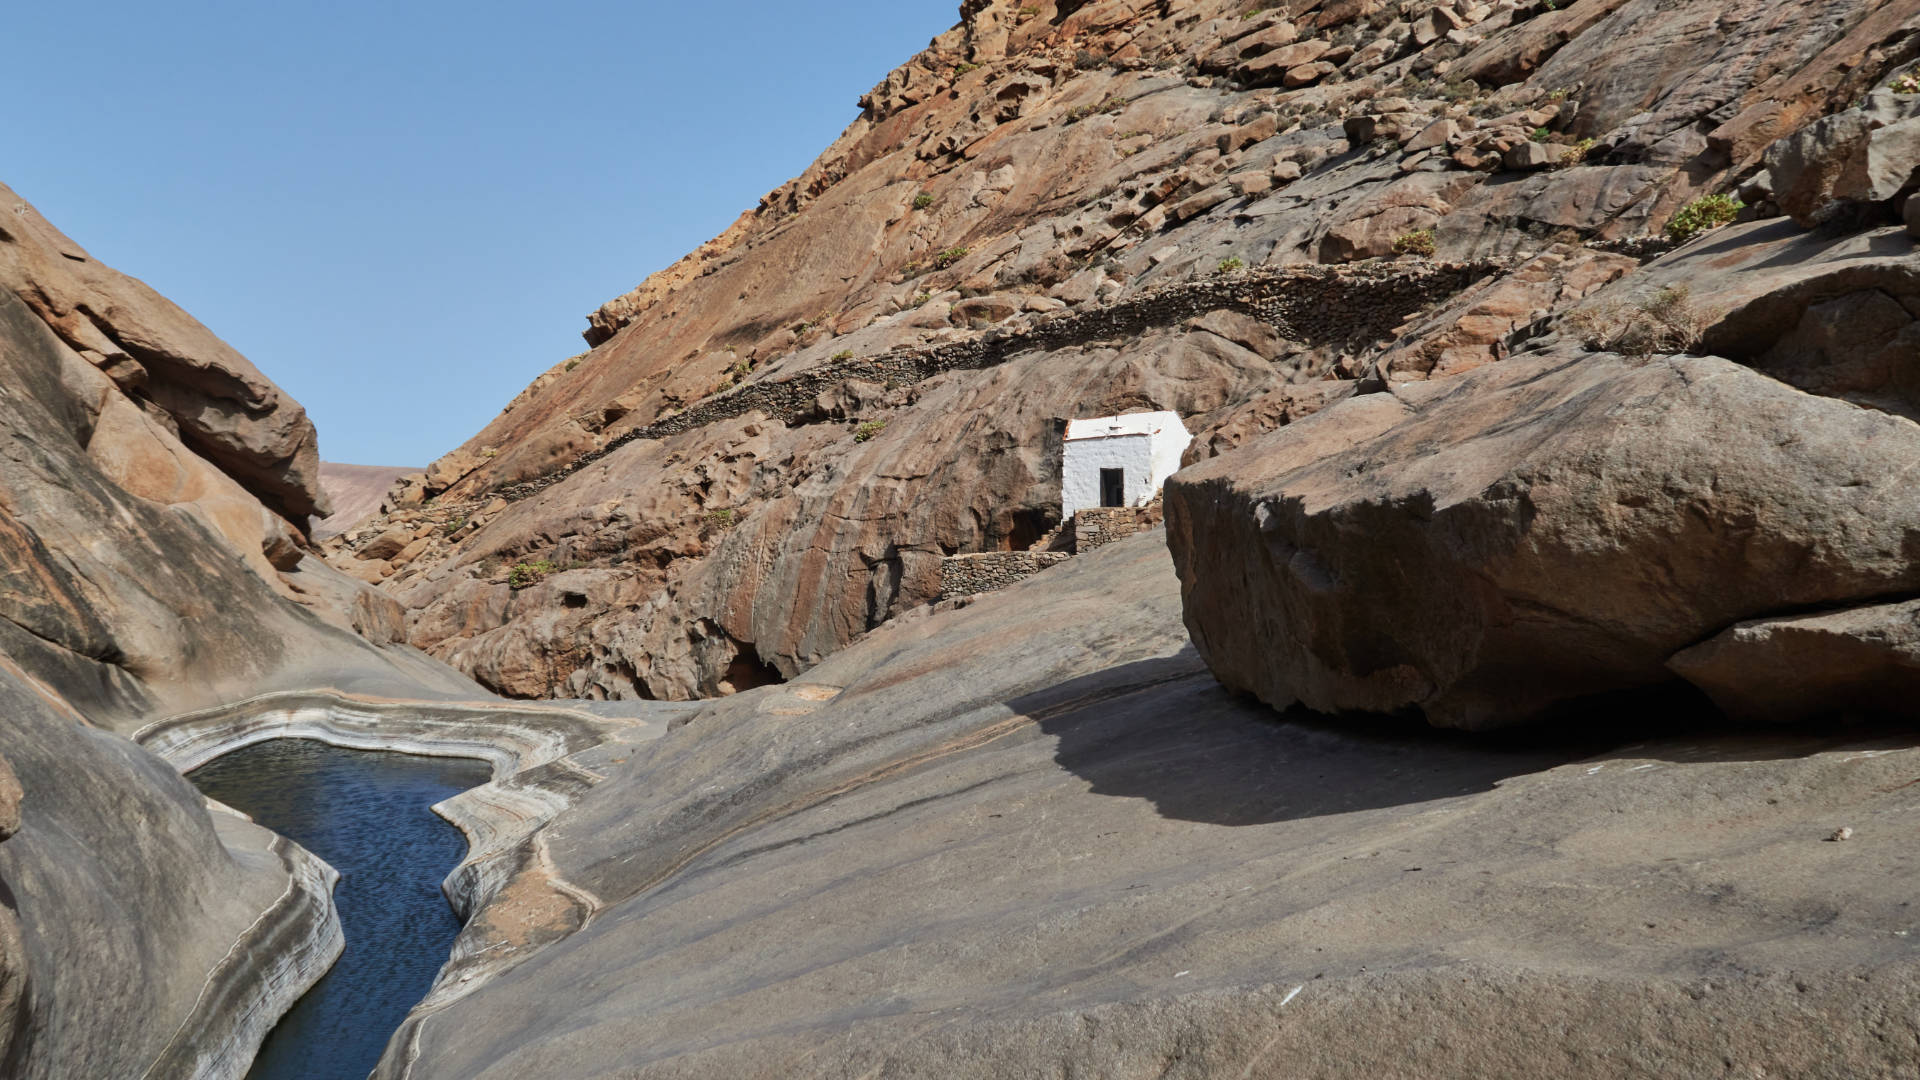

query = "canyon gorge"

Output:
[[7, 0, 1920, 1076]]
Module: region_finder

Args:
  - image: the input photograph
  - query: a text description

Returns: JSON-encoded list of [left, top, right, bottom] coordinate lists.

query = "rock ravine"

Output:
[[12, 0, 1920, 1077]]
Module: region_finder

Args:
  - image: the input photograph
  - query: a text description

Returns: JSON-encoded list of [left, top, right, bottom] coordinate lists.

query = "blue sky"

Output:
[[4, 1, 956, 465]]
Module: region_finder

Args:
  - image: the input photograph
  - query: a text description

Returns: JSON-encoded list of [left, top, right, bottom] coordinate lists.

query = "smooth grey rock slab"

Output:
[[388, 533, 1920, 1079], [0, 660, 340, 1080]]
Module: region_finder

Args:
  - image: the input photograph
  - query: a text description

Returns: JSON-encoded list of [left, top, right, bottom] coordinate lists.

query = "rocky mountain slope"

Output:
[[316, 462, 423, 539], [329, 0, 1920, 705]]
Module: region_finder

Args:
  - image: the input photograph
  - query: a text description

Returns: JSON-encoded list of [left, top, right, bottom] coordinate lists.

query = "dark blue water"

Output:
[[188, 739, 492, 1080]]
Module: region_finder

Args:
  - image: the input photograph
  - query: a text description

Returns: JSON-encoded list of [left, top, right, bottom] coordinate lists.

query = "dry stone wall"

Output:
[[1074, 502, 1164, 554], [492, 260, 1505, 502], [938, 551, 1072, 601]]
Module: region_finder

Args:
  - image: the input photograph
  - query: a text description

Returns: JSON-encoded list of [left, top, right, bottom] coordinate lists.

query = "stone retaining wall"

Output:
[[1074, 502, 1163, 553], [493, 259, 1508, 502], [938, 550, 1072, 600]]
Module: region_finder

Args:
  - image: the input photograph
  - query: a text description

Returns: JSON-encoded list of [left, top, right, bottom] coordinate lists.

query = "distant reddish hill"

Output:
[[315, 462, 419, 538]]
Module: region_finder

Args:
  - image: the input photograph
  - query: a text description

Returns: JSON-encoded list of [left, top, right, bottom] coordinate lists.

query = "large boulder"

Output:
[[1164, 348, 1920, 729], [1765, 89, 1920, 227]]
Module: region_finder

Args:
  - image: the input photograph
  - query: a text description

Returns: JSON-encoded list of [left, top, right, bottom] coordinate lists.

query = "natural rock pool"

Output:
[[189, 739, 492, 1080]]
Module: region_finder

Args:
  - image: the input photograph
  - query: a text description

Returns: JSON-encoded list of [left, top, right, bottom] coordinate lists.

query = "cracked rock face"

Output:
[[1165, 348, 1920, 729]]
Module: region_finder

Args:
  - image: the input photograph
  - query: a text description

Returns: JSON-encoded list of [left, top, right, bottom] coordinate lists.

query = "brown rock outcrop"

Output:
[[0, 184, 485, 1080], [0, 182, 331, 525], [1669, 599, 1920, 723], [1165, 348, 1920, 729]]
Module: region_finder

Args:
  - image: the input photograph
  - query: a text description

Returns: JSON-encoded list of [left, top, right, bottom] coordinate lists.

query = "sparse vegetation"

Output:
[[831, 349, 855, 361], [1564, 284, 1703, 357], [913, 192, 935, 210], [1893, 71, 1920, 94], [953, 62, 979, 77], [911, 291, 934, 307], [1216, 256, 1246, 274], [1560, 137, 1597, 167], [853, 419, 887, 443], [932, 246, 971, 269], [1393, 228, 1437, 258], [508, 559, 558, 590], [441, 514, 469, 537], [564, 357, 581, 372], [1016, 4, 1040, 16], [1665, 193, 1743, 243], [1531, 126, 1552, 141], [1067, 96, 1128, 122], [706, 508, 737, 530]]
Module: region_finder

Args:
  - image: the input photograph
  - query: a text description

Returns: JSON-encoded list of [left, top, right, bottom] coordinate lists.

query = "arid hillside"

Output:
[[328, 0, 1920, 702]]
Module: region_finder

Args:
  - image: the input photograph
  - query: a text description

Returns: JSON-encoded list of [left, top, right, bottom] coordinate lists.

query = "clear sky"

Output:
[[4, 1, 957, 466]]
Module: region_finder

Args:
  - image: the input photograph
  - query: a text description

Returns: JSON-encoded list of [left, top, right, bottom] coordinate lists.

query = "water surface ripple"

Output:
[[189, 738, 491, 1080]]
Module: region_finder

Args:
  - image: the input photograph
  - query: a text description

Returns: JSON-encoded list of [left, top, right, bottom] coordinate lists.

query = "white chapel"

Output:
[[1061, 411, 1192, 518]]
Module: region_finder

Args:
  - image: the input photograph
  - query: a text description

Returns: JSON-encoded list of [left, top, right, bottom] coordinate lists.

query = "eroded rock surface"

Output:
[[385, 533, 1920, 1079], [0, 185, 485, 1079]]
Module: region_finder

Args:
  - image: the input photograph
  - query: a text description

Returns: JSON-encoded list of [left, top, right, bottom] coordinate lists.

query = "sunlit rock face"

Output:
[[335, 0, 1920, 704], [0, 184, 481, 1079]]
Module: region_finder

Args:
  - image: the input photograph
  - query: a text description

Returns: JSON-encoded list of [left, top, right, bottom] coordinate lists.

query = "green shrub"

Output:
[[853, 419, 887, 443], [1560, 138, 1597, 167], [564, 357, 581, 372], [911, 291, 934, 308], [1216, 256, 1246, 274], [932, 246, 971, 269], [1893, 71, 1920, 94], [953, 62, 979, 77], [706, 508, 737, 529], [1665, 193, 1743, 243], [1530, 126, 1551, 141], [1016, 4, 1040, 16], [508, 559, 557, 590], [913, 193, 935, 210], [441, 514, 469, 537], [831, 349, 855, 361], [1393, 229, 1437, 257]]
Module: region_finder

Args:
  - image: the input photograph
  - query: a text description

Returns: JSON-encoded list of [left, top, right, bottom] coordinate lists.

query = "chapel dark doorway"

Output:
[[1100, 468, 1125, 508]]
